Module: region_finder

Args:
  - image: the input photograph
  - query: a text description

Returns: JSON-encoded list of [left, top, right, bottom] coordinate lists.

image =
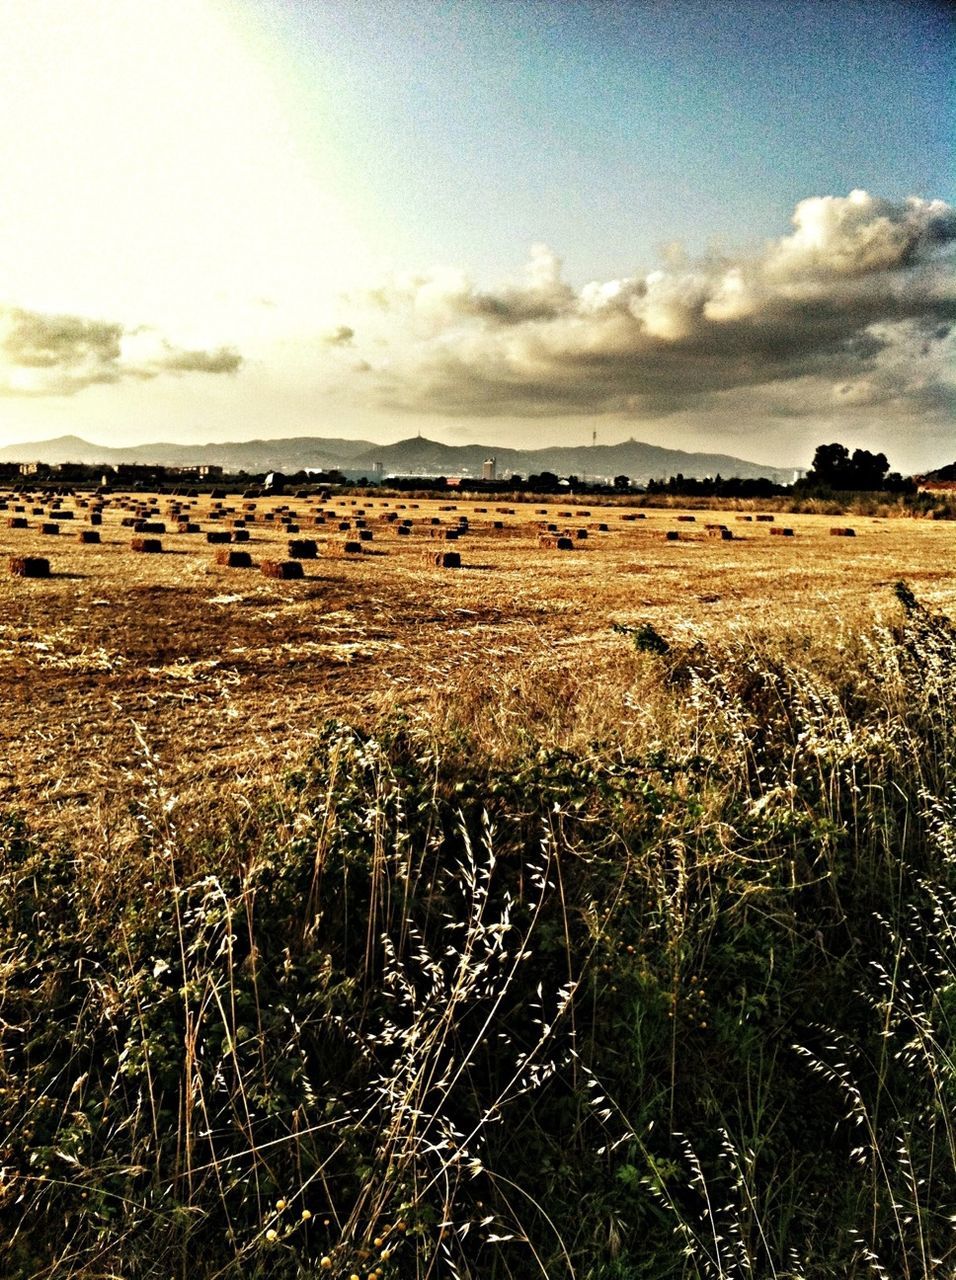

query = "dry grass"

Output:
[[2, 487, 954, 850]]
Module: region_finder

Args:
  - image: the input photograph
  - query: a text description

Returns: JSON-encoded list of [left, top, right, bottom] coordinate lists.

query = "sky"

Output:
[[0, 0, 952, 471]]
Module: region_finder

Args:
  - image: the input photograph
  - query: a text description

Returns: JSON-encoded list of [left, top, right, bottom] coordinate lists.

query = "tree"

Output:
[[803, 443, 891, 490], [849, 448, 890, 489]]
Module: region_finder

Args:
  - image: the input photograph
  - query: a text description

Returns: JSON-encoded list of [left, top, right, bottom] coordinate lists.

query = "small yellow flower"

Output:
[[320, 1257, 332, 1269], [265, 1228, 278, 1242], [276, 1198, 287, 1211], [302, 1208, 313, 1221]]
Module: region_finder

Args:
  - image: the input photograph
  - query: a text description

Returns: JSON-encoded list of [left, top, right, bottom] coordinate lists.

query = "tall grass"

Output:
[[1, 585, 954, 1278]]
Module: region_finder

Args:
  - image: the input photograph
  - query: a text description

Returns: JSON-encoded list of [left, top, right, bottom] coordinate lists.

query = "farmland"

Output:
[[2, 488, 953, 842], [2, 486, 955, 1279]]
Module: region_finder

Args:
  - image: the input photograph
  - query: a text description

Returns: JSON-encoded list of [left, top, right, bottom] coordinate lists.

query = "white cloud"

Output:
[[337, 191, 955, 437], [0, 305, 241, 396]]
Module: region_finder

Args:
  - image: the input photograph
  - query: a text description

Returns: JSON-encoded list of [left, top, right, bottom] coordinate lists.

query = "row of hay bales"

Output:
[[2, 489, 867, 575]]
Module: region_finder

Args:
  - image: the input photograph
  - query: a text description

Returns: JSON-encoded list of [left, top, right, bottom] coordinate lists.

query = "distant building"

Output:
[[481, 456, 497, 481], [172, 464, 224, 479]]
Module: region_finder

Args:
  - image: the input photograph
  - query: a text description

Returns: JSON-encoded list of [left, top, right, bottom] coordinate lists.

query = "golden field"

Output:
[[2, 487, 954, 842]]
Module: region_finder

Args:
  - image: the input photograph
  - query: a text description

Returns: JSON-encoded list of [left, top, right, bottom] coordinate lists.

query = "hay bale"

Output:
[[261, 559, 304, 579], [6, 517, 28, 529], [130, 537, 163, 552], [358, 529, 374, 541], [206, 530, 231, 544], [539, 535, 573, 549], [215, 549, 253, 568], [493, 520, 505, 529], [665, 530, 680, 541], [336, 540, 363, 556], [77, 530, 101, 544], [431, 550, 461, 568], [9, 555, 49, 577], [232, 529, 251, 542], [395, 525, 411, 535], [178, 522, 201, 533], [288, 538, 318, 559], [708, 528, 733, 540], [755, 514, 775, 523], [89, 513, 103, 525], [770, 527, 794, 537], [829, 527, 856, 536], [40, 522, 60, 535], [677, 515, 696, 523], [134, 520, 166, 533], [591, 522, 609, 531], [575, 529, 588, 539]]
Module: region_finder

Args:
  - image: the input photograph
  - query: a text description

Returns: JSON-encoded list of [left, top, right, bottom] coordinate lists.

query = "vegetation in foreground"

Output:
[[1, 584, 954, 1279]]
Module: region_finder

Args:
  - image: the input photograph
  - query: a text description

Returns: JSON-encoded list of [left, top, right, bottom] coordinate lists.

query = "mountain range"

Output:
[[0, 433, 801, 484]]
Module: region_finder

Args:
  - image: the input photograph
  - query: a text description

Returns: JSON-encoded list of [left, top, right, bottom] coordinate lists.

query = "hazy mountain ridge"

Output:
[[0, 432, 799, 483], [352, 437, 799, 483], [0, 434, 377, 471]]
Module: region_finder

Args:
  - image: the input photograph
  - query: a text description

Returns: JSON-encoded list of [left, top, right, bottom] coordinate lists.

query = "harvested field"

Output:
[[1, 487, 955, 847]]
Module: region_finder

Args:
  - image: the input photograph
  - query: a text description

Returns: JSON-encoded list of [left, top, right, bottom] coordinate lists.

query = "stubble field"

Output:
[[2, 486, 954, 842], [3, 486, 956, 1280]]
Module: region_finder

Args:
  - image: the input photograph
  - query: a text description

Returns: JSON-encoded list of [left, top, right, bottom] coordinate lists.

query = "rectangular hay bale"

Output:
[[261, 559, 304, 579], [9, 556, 49, 578]]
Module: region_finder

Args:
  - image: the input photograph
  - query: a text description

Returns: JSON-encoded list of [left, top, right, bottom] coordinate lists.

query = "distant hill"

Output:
[[0, 434, 376, 473], [0, 432, 798, 484], [352, 435, 798, 485], [922, 461, 956, 482]]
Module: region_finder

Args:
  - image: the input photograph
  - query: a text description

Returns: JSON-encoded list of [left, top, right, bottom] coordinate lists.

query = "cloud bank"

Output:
[[343, 191, 955, 427], [0, 306, 241, 396]]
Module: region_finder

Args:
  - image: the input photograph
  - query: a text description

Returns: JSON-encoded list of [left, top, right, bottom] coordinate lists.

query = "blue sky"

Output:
[[0, 0, 952, 470], [275, 0, 953, 280]]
